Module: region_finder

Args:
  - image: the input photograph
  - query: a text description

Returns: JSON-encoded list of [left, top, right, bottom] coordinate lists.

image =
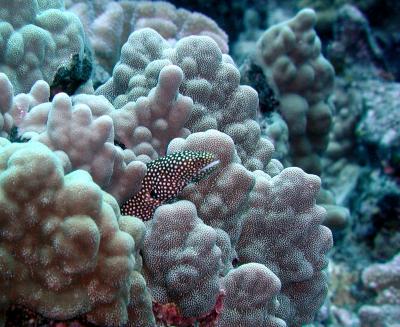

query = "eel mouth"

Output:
[[191, 158, 220, 183], [200, 159, 220, 174]]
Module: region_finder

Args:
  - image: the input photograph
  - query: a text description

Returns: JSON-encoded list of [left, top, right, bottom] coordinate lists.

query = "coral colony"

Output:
[[1, 1, 399, 327]]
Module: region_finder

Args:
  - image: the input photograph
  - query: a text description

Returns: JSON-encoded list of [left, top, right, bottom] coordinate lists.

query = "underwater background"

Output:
[[0, 0, 399, 326]]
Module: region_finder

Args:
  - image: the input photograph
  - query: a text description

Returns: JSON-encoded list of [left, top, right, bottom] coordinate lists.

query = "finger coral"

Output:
[[0, 140, 154, 326], [0, 3, 336, 327], [0, 0, 89, 94]]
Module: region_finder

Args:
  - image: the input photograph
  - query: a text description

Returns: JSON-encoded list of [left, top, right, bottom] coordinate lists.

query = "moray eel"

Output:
[[121, 151, 219, 221]]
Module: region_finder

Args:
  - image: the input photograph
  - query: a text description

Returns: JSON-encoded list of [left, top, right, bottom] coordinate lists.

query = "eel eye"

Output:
[[114, 139, 126, 150], [150, 189, 159, 199]]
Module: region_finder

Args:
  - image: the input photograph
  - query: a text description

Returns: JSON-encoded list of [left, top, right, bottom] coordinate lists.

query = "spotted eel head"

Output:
[[177, 150, 220, 183], [120, 151, 219, 220]]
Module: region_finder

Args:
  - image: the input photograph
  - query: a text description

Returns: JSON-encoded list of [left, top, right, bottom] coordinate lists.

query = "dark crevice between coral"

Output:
[[239, 59, 279, 114], [8, 126, 29, 143], [168, 0, 269, 42], [50, 45, 93, 100], [356, 137, 400, 178], [114, 139, 127, 150], [345, 169, 400, 262], [367, 193, 400, 260]]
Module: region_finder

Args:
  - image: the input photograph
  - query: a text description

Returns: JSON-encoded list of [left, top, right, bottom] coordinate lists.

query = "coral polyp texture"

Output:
[[143, 200, 222, 318], [218, 263, 286, 327], [0, 1, 338, 327], [0, 140, 154, 326], [237, 168, 333, 325]]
